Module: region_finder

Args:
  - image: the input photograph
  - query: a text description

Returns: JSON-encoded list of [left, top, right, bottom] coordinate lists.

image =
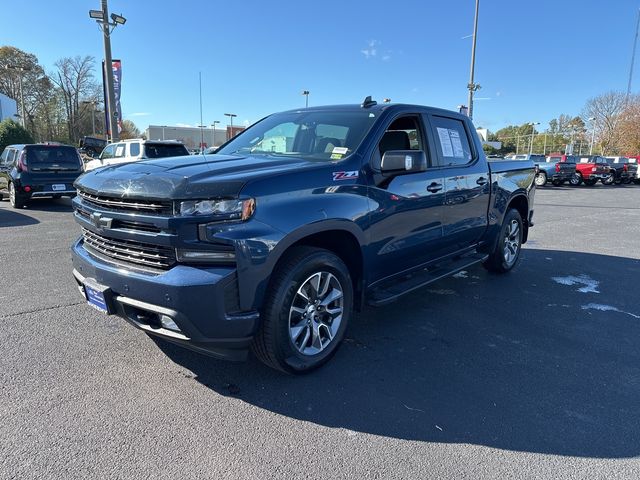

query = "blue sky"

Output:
[[2, 0, 639, 132]]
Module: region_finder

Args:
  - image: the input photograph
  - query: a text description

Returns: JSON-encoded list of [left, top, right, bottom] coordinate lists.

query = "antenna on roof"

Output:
[[361, 96, 377, 108]]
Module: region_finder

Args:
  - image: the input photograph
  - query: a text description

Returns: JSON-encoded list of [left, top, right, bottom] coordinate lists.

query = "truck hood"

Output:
[[75, 154, 315, 200]]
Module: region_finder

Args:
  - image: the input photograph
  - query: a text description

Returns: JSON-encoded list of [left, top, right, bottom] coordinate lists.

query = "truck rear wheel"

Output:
[[569, 173, 582, 186], [534, 172, 546, 186], [252, 246, 353, 374], [483, 209, 523, 273]]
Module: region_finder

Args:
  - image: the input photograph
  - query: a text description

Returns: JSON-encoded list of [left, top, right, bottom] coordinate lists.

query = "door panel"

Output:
[[442, 162, 490, 249], [426, 114, 490, 251], [365, 113, 448, 283]]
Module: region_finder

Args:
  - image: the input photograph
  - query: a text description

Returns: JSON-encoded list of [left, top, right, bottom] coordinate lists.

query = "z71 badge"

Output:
[[332, 171, 358, 181]]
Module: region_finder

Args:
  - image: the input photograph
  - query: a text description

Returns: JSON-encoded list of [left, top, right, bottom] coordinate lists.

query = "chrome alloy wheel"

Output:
[[288, 271, 344, 356], [9, 182, 16, 205], [503, 219, 521, 266]]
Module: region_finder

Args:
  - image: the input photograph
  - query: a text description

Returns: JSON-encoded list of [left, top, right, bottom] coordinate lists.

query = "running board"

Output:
[[367, 253, 488, 307]]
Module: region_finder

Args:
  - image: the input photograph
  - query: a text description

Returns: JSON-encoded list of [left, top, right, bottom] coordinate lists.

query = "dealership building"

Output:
[[144, 125, 246, 150]]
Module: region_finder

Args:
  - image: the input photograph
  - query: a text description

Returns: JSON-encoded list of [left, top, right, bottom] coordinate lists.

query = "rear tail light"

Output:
[[17, 151, 28, 172], [623, 164, 628, 172], [555, 163, 560, 173], [23, 185, 32, 193]]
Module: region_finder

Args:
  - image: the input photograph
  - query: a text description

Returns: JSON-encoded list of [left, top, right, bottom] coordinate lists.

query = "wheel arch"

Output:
[[249, 221, 366, 312]]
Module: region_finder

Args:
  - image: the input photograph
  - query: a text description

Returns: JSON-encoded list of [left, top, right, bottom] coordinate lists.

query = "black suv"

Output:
[[0, 143, 84, 208]]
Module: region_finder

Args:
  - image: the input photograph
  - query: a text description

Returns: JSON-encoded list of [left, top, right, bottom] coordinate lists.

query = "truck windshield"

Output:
[[216, 110, 378, 161]]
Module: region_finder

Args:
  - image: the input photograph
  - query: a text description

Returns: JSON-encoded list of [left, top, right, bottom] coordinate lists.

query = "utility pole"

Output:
[[628, 8, 640, 99], [467, 0, 480, 120]]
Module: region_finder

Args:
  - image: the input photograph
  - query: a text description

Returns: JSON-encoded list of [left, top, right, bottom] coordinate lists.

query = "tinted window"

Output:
[[430, 116, 473, 166], [25, 146, 81, 169], [144, 143, 189, 158], [129, 142, 141, 157]]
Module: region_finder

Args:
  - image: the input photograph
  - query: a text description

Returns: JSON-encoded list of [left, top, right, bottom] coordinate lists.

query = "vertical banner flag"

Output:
[[101, 59, 123, 137], [112, 60, 122, 134]]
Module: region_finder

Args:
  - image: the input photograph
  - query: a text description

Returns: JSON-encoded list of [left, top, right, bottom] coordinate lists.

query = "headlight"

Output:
[[179, 198, 255, 220]]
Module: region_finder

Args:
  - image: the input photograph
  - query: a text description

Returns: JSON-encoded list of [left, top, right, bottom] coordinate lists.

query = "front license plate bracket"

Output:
[[83, 278, 113, 314]]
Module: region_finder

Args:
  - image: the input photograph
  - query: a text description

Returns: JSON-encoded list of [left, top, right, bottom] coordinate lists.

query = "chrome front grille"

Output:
[[81, 227, 176, 269], [78, 191, 172, 215]]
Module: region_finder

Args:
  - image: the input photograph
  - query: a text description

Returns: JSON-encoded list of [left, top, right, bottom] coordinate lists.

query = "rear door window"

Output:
[[429, 116, 474, 166], [129, 142, 141, 157], [114, 143, 126, 158]]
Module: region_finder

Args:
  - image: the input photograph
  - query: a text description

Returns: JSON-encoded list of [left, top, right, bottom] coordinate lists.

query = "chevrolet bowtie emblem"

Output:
[[90, 212, 113, 229]]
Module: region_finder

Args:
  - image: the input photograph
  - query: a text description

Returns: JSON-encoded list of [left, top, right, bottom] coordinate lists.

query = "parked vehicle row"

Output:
[[505, 153, 640, 187]]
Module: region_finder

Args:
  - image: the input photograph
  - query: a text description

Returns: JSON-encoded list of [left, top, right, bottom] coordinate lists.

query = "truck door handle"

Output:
[[476, 177, 488, 185], [426, 182, 443, 193]]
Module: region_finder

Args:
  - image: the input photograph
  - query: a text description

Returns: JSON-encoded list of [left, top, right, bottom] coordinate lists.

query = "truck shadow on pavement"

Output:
[[0, 207, 40, 227], [156, 248, 640, 458]]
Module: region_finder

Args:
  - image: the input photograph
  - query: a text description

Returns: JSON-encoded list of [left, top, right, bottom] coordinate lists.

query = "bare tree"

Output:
[[582, 91, 627, 155], [50, 55, 101, 144]]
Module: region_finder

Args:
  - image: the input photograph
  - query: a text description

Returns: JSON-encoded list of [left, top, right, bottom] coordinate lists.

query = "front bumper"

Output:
[[71, 238, 259, 361]]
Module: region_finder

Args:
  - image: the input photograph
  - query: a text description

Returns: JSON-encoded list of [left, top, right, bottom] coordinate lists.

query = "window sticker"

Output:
[[332, 147, 348, 155], [448, 129, 465, 158], [437, 127, 454, 157], [330, 153, 343, 160]]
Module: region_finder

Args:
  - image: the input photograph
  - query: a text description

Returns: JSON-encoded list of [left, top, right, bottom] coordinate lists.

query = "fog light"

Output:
[[160, 315, 180, 332]]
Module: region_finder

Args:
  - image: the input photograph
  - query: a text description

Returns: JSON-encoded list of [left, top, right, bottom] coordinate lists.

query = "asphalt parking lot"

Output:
[[1, 184, 639, 479]]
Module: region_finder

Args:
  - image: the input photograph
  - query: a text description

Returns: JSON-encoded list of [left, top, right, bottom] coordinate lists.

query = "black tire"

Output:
[[551, 179, 563, 186], [483, 209, 523, 273], [584, 178, 597, 186], [569, 172, 582, 186], [534, 172, 547, 187], [252, 246, 353, 374], [8, 182, 26, 209]]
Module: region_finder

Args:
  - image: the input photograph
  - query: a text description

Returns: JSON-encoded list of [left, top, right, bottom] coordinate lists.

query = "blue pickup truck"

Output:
[[70, 99, 536, 373], [507, 154, 576, 186]]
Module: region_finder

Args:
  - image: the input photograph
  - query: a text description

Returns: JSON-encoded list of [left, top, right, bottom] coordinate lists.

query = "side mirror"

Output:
[[380, 150, 427, 177]]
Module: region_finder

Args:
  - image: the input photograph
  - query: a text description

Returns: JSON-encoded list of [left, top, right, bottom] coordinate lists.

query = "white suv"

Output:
[[84, 139, 189, 171]]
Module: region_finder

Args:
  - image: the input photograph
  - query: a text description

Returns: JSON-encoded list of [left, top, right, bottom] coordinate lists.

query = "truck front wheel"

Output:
[[252, 246, 353, 374], [483, 209, 523, 273]]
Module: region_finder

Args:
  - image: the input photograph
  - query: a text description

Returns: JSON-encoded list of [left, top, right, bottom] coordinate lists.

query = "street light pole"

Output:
[[588, 116, 596, 155], [302, 90, 310, 108], [4, 65, 29, 129], [528, 122, 539, 155], [224, 113, 237, 140], [211, 120, 220, 147], [90, 0, 125, 143], [467, 0, 480, 120]]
